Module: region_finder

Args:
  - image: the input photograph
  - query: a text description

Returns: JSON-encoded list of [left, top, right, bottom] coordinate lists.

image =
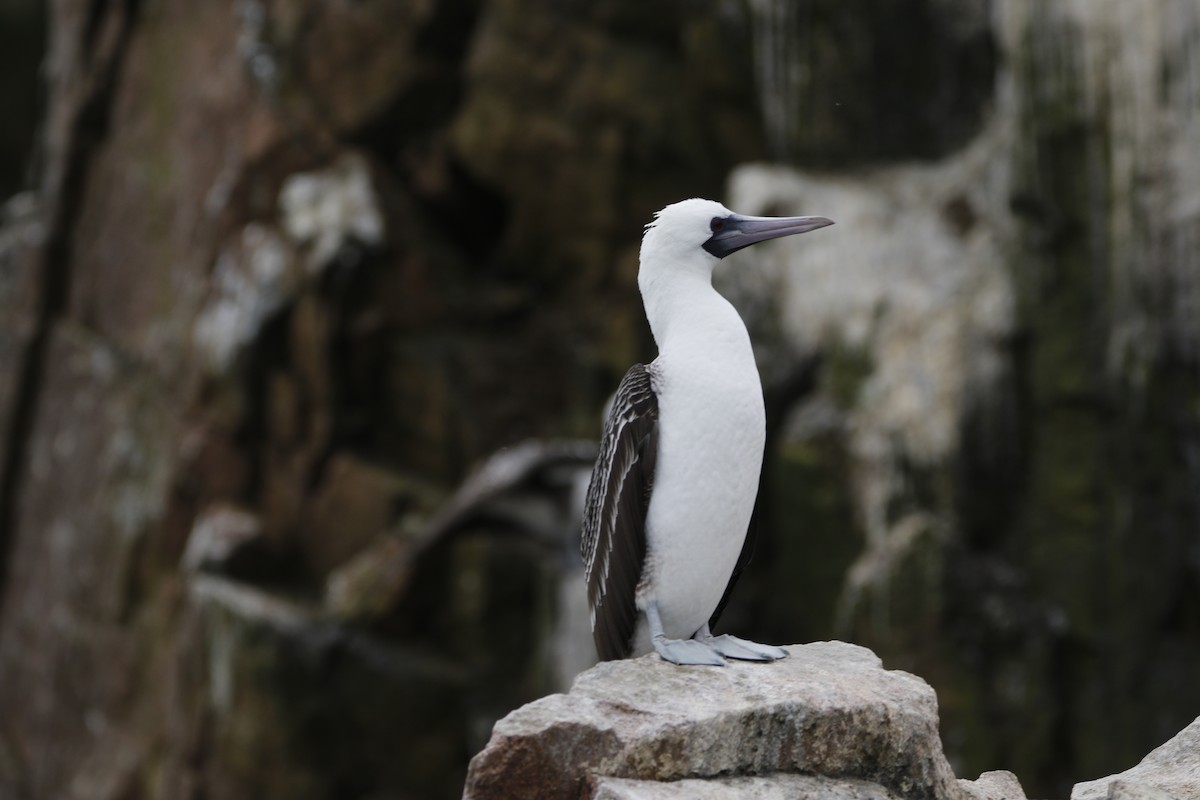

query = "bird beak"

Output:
[[703, 214, 834, 259]]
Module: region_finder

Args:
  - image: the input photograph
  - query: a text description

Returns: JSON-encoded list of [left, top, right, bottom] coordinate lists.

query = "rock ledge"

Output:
[[462, 641, 1024, 800]]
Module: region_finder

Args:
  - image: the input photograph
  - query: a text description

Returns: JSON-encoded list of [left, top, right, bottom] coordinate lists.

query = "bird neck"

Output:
[[639, 267, 752, 364]]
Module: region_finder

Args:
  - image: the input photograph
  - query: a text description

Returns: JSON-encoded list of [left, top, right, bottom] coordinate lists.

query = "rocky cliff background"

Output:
[[0, 1, 1197, 799]]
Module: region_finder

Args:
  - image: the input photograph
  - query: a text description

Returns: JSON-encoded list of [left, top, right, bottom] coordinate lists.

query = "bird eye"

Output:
[[710, 217, 726, 232]]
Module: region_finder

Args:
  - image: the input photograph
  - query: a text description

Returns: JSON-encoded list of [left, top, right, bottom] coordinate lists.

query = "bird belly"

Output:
[[639, 373, 765, 643]]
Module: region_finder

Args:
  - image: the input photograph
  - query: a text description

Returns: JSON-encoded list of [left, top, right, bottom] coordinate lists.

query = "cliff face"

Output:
[[713, 3, 1200, 793], [0, 3, 765, 798], [0, 2, 1197, 799]]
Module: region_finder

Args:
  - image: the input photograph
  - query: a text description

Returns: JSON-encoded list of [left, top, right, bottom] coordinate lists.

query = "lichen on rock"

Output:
[[278, 152, 384, 272]]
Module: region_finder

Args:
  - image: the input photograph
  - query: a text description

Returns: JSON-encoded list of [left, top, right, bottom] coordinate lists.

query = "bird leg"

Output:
[[645, 601, 726, 666], [693, 623, 789, 661]]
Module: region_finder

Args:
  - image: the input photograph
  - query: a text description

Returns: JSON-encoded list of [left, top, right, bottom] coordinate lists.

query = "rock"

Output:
[[278, 152, 384, 272], [0, 191, 40, 490], [744, 0, 996, 164], [421, 439, 596, 547], [181, 504, 264, 574], [0, 0, 43, 198], [1071, 717, 1200, 800], [716, 2, 1200, 792], [237, 0, 454, 135], [0, 323, 177, 798], [1105, 782, 1184, 800], [193, 151, 386, 376], [463, 641, 982, 800], [300, 454, 440, 578], [63, 0, 285, 379], [0, 191, 40, 316], [725, 154, 1013, 470], [192, 222, 299, 373], [323, 534, 416, 621], [959, 771, 1028, 800], [324, 439, 594, 622], [722, 149, 1013, 642], [451, 0, 766, 286], [175, 574, 472, 800], [9, 0, 1200, 797], [589, 773, 903, 799]]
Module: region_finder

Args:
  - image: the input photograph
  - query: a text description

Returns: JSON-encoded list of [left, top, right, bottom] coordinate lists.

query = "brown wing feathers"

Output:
[[581, 365, 658, 661]]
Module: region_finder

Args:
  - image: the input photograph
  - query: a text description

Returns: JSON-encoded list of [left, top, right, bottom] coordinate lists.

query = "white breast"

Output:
[[636, 299, 766, 645]]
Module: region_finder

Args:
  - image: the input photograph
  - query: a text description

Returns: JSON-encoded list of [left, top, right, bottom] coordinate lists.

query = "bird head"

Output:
[[635, 198, 832, 348], [640, 198, 833, 277]]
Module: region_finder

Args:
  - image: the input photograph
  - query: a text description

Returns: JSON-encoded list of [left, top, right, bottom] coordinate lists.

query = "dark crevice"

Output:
[[308, 251, 378, 489], [82, 0, 111, 57], [0, 0, 142, 617], [0, 2, 47, 198], [346, 0, 511, 267], [954, 349, 1025, 550], [421, 158, 510, 266], [350, 0, 484, 154], [232, 307, 294, 508]]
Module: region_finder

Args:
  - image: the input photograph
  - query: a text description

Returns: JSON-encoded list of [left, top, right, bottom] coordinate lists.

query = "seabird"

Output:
[[581, 198, 833, 666]]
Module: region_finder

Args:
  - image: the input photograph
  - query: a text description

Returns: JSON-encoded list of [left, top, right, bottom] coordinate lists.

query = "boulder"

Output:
[[1072, 717, 1200, 800], [462, 641, 1026, 800]]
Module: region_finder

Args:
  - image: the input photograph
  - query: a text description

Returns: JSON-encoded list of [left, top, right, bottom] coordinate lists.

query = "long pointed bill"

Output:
[[702, 214, 834, 259]]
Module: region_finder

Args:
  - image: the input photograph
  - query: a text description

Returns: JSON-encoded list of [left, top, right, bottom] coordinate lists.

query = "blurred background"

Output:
[[1, 1, 1198, 798]]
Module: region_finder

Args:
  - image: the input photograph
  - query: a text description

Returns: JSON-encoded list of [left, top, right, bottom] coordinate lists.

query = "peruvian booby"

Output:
[[581, 198, 833, 666]]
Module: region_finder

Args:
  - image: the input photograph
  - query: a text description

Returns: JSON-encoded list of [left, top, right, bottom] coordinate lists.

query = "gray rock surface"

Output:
[[1105, 781, 1184, 800], [958, 771, 1028, 800], [1072, 717, 1200, 800], [462, 640, 1026, 800], [590, 773, 902, 799]]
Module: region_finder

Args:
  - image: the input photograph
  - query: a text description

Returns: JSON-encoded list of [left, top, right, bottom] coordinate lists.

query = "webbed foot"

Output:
[[695, 626, 788, 661], [652, 636, 726, 666], [644, 600, 726, 666]]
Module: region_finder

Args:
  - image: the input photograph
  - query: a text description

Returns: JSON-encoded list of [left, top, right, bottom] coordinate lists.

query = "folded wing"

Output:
[[580, 364, 659, 661]]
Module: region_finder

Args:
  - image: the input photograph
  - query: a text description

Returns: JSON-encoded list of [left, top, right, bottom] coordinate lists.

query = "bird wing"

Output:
[[581, 364, 658, 661]]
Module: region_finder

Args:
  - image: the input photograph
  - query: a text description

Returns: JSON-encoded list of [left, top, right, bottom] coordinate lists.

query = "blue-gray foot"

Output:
[[651, 635, 726, 666], [644, 601, 726, 666], [695, 625, 788, 661]]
